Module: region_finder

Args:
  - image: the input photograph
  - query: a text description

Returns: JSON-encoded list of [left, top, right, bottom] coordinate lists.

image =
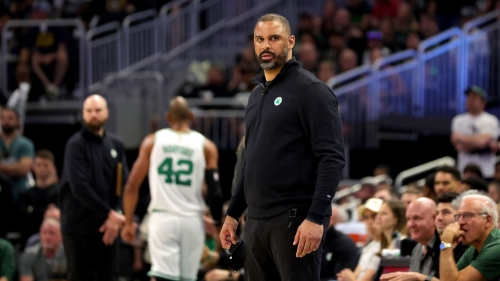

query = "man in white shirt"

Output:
[[451, 86, 499, 179]]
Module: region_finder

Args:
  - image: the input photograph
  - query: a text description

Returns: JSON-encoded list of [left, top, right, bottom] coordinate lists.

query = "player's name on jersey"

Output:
[[162, 145, 194, 157]]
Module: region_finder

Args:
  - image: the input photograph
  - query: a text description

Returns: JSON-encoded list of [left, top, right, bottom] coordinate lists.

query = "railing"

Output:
[[395, 156, 456, 192], [329, 10, 500, 148], [0, 19, 86, 98]]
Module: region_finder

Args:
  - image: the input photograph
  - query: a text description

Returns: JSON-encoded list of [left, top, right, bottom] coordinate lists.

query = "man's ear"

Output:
[[288, 35, 295, 49]]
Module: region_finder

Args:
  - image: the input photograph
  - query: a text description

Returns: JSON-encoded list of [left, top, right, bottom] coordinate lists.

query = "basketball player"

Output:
[[121, 97, 223, 281]]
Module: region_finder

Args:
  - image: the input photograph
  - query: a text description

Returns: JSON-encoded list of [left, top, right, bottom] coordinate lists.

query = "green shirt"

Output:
[[0, 135, 35, 200], [457, 228, 500, 280], [0, 238, 15, 280]]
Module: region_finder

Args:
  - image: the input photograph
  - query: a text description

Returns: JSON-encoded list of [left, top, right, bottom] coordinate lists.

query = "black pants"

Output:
[[244, 210, 330, 281], [63, 233, 115, 281]]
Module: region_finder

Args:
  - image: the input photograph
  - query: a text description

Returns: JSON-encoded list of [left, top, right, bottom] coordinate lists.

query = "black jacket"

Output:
[[226, 58, 345, 224], [59, 129, 128, 235]]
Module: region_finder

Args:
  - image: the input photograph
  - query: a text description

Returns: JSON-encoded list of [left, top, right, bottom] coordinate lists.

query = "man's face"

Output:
[[457, 198, 490, 245], [434, 172, 460, 197], [83, 98, 108, 133], [435, 202, 457, 235], [33, 157, 55, 181], [406, 203, 436, 244], [254, 20, 293, 70], [0, 110, 18, 134], [40, 223, 62, 251], [466, 93, 485, 114]]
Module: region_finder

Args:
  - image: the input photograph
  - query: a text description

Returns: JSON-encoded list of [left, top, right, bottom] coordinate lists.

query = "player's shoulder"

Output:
[[479, 112, 499, 123]]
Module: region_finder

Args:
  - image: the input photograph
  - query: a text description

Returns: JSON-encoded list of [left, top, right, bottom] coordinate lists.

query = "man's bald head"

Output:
[[256, 13, 291, 37], [83, 94, 109, 133], [406, 197, 437, 244], [167, 96, 192, 123], [83, 94, 108, 110], [410, 197, 436, 210]]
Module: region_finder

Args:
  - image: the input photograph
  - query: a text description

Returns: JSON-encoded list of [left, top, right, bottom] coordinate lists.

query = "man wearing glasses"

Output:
[[440, 193, 500, 281]]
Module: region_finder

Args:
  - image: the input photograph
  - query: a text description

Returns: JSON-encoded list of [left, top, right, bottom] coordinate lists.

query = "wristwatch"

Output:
[[425, 276, 432, 281], [440, 242, 452, 251]]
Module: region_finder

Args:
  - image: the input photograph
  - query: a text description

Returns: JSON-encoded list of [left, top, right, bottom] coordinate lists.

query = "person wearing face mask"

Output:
[[0, 107, 34, 201]]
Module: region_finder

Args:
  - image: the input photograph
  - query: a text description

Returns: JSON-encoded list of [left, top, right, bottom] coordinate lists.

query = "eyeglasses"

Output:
[[453, 212, 488, 222]]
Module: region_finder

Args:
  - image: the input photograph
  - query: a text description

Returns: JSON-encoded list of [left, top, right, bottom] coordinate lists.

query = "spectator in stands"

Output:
[[321, 0, 337, 35], [0, 237, 15, 281], [377, 17, 396, 50], [321, 204, 360, 280], [317, 60, 336, 84], [422, 173, 437, 202], [373, 188, 398, 201], [394, 2, 419, 51], [434, 166, 462, 197], [419, 13, 439, 39], [7, 63, 30, 132], [298, 41, 320, 75], [369, 48, 384, 64], [346, 0, 371, 29], [374, 164, 391, 177], [0, 107, 35, 201], [19, 10, 69, 101], [18, 149, 58, 248], [435, 193, 469, 259], [451, 86, 499, 179], [382, 198, 439, 280], [488, 181, 500, 203], [336, 198, 383, 281], [19, 218, 67, 281], [462, 164, 484, 180], [372, 0, 400, 22], [362, 30, 390, 65], [459, 176, 489, 193], [405, 30, 423, 50], [334, 8, 352, 30], [401, 186, 422, 207], [339, 48, 359, 73], [440, 193, 500, 280], [25, 206, 61, 249], [376, 200, 408, 252], [322, 28, 347, 68], [187, 65, 231, 99]]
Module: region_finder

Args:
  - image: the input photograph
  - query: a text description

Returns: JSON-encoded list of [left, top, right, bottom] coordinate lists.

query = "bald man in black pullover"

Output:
[[59, 94, 128, 281]]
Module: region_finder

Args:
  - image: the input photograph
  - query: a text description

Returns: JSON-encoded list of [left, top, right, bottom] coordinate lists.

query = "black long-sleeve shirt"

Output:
[[226, 58, 345, 224], [59, 129, 128, 235]]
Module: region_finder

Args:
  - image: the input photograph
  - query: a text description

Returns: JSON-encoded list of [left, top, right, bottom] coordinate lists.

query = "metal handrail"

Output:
[[418, 27, 464, 54], [395, 156, 456, 192], [463, 9, 500, 34]]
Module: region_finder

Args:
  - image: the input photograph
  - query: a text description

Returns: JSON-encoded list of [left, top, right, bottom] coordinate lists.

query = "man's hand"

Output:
[[380, 271, 427, 281], [108, 210, 125, 227], [293, 219, 323, 258], [205, 269, 236, 281], [337, 268, 356, 281], [121, 222, 137, 244], [99, 219, 120, 245], [219, 215, 238, 250], [442, 222, 464, 244]]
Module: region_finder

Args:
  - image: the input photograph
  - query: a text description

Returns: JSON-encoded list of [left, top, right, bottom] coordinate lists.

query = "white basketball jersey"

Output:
[[148, 128, 206, 217]]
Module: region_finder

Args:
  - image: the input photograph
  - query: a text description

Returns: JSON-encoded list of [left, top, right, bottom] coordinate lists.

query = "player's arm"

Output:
[[204, 139, 223, 226], [0, 156, 32, 177], [123, 133, 155, 225]]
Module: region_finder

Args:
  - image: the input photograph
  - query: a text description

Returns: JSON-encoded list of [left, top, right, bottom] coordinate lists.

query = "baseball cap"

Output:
[[357, 198, 383, 217], [465, 85, 488, 100]]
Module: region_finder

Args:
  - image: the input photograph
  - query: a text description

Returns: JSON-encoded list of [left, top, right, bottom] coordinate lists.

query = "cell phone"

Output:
[[228, 239, 242, 254]]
